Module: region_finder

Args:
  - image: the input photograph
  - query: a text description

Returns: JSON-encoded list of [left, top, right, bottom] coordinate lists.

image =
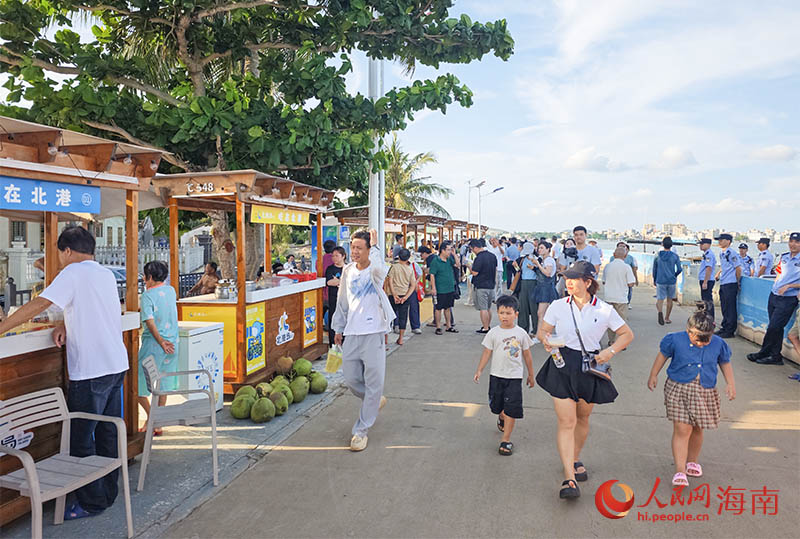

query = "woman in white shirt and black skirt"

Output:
[[536, 261, 634, 500]]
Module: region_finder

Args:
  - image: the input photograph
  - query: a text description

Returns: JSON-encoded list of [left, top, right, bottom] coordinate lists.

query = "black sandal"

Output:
[[497, 416, 505, 432], [446, 327, 459, 333], [574, 461, 588, 482], [559, 479, 580, 499], [435, 328, 443, 335], [499, 441, 513, 455]]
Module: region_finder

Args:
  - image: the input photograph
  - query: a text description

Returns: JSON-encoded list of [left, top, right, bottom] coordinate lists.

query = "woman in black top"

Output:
[[325, 246, 346, 347]]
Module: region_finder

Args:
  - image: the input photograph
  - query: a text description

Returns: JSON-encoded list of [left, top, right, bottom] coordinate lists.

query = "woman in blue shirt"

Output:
[[137, 260, 179, 435], [647, 305, 736, 487]]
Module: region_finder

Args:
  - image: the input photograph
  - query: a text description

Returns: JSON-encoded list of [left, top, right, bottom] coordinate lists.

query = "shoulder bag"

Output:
[[568, 299, 612, 381]]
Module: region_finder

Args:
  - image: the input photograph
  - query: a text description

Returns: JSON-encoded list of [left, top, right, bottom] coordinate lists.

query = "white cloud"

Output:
[[656, 147, 698, 169], [511, 124, 547, 137], [681, 198, 779, 214], [633, 188, 653, 198], [750, 144, 797, 161], [564, 146, 629, 172]]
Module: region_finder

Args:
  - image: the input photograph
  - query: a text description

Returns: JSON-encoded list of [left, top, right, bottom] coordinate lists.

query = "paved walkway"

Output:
[[167, 286, 800, 538]]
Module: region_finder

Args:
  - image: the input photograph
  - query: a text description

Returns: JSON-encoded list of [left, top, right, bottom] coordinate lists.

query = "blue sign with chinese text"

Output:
[[1, 175, 101, 213]]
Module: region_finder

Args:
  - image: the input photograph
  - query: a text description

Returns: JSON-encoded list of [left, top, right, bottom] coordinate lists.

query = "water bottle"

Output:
[[549, 334, 566, 368]]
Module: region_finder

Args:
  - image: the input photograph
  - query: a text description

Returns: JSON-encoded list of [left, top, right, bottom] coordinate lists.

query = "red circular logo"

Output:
[[595, 479, 635, 519]]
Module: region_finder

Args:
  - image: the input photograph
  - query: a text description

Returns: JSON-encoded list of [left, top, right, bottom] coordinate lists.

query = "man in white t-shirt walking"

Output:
[[602, 247, 636, 347], [0, 226, 128, 519], [332, 229, 395, 452]]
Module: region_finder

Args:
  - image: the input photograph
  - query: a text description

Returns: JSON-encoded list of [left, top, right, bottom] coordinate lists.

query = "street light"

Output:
[[466, 179, 485, 237], [478, 186, 503, 236]]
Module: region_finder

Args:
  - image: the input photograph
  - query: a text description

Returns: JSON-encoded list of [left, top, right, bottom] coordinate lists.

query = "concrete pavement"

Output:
[[166, 286, 800, 539]]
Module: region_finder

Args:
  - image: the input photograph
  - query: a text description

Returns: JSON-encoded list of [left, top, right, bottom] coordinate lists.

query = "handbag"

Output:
[[509, 263, 522, 297], [568, 299, 612, 382], [324, 344, 343, 373]]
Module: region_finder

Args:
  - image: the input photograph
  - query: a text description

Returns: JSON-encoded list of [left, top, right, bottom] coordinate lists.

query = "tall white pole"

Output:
[[467, 181, 471, 227], [477, 184, 482, 238], [367, 56, 385, 253]]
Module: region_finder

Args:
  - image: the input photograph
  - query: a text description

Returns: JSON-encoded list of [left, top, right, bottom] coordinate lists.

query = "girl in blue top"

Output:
[[137, 260, 179, 435], [647, 305, 736, 487]]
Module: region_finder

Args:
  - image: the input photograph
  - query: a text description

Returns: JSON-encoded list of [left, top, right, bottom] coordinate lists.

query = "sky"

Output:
[[2, 1, 798, 234], [349, 0, 800, 233]]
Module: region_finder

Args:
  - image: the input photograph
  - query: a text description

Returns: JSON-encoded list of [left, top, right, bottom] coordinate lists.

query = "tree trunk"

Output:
[[209, 210, 234, 279], [245, 221, 261, 280]]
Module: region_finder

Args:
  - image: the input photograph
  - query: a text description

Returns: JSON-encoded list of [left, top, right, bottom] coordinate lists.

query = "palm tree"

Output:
[[384, 134, 453, 217]]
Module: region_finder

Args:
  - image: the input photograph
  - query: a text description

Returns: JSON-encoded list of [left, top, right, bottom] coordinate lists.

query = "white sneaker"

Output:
[[412, 329, 422, 334], [628, 305, 632, 310], [350, 434, 368, 452], [380, 396, 387, 410], [531, 337, 540, 345]]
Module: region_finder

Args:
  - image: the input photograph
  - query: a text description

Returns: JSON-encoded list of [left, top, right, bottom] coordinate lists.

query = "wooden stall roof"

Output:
[[331, 205, 414, 225], [409, 214, 448, 228], [444, 219, 468, 230], [0, 115, 167, 189], [151, 170, 334, 213]]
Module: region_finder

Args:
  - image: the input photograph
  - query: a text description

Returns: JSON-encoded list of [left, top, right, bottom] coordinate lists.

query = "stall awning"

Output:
[[0, 115, 166, 188], [331, 205, 414, 225], [444, 219, 468, 230], [409, 214, 448, 228]]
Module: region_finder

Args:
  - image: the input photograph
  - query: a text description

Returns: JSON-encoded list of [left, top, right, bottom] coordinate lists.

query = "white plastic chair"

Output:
[[137, 355, 218, 491], [0, 387, 133, 539]]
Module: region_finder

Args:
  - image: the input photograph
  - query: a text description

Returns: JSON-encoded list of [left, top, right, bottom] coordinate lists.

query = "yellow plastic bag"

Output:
[[324, 344, 343, 373]]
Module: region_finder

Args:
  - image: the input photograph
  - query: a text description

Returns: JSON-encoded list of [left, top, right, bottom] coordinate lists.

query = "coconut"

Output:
[[255, 382, 273, 398], [234, 385, 257, 401], [289, 376, 310, 403], [292, 358, 313, 377], [250, 397, 276, 422], [230, 395, 256, 419], [269, 392, 289, 415], [272, 384, 293, 404], [309, 372, 328, 394], [270, 375, 288, 387], [276, 356, 294, 375]]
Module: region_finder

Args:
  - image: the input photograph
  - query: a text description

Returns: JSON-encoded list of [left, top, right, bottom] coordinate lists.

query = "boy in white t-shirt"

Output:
[[473, 294, 535, 456]]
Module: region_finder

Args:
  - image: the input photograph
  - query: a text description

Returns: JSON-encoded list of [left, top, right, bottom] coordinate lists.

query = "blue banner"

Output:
[[1, 175, 101, 213]]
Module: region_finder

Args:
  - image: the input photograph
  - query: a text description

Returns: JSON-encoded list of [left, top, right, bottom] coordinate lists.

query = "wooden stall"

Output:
[[150, 171, 333, 394], [444, 220, 468, 242], [408, 215, 447, 250], [0, 116, 164, 525]]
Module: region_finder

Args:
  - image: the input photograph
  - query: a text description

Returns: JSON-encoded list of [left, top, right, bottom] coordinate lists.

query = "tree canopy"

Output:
[[0, 0, 514, 197]]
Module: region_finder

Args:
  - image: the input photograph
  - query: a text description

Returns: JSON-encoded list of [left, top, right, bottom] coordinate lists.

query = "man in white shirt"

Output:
[[332, 229, 395, 452], [487, 236, 505, 298], [602, 247, 636, 347], [0, 226, 128, 519]]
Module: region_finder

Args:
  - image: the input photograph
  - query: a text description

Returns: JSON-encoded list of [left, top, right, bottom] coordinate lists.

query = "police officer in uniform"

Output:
[[697, 238, 716, 320], [755, 237, 774, 277], [747, 232, 800, 365], [738, 243, 754, 277], [714, 233, 741, 338]]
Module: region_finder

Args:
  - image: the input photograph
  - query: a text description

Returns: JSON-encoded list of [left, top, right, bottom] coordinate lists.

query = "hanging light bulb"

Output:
[[47, 143, 58, 156], [149, 159, 158, 171], [123, 154, 133, 165]]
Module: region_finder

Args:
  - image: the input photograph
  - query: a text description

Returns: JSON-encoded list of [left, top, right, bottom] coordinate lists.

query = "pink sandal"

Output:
[[686, 462, 703, 477], [672, 472, 689, 486]]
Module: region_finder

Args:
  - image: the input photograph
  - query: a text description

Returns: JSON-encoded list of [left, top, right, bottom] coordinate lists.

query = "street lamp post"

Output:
[[467, 179, 485, 236], [478, 186, 504, 237], [368, 57, 385, 252]]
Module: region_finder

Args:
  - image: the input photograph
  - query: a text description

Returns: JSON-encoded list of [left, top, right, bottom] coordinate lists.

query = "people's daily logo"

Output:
[[595, 479, 635, 519]]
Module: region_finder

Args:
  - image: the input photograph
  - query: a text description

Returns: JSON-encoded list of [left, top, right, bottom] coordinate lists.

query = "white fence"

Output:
[[95, 245, 205, 275]]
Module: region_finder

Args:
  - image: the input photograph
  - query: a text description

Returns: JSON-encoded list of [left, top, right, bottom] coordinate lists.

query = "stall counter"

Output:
[[177, 279, 326, 393]]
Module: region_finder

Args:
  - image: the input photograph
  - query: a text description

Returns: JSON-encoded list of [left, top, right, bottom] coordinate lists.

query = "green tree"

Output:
[[384, 133, 452, 217], [1, 0, 513, 273]]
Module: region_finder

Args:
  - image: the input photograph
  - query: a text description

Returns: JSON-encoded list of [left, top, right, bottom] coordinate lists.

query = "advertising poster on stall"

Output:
[[180, 305, 236, 375], [303, 291, 318, 347], [245, 302, 266, 375]]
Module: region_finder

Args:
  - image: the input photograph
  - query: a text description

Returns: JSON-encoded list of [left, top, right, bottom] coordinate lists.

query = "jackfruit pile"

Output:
[[229, 357, 329, 423]]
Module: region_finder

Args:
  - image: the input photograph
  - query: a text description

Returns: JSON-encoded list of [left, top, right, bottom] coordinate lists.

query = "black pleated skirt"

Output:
[[536, 347, 618, 404]]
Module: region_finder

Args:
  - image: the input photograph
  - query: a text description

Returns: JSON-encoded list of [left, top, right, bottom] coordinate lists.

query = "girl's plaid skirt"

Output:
[[664, 376, 721, 429]]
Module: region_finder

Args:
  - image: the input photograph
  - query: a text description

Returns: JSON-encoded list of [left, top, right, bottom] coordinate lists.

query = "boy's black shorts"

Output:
[[488, 375, 523, 419]]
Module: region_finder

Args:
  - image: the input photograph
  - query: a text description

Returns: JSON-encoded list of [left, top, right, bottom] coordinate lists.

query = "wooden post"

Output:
[[169, 197, 179, 293], [43, 212, 58, 285], [422, 225, 427, 247], [402, 223, 407, 248], [316, 212, 323, 276], [413, 225, 418, 250], [235, 197, 247, 384], [264, 224, 272, 274], [438, 227, 443, 244], [124, 190, 139, 437]]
